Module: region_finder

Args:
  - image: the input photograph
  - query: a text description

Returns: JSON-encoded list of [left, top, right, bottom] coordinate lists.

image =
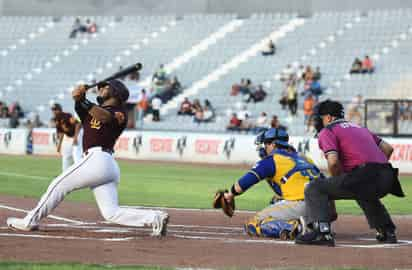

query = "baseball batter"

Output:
[[7, 80, 169, 236], [218, 128, 325, 239], [51, 103, 83, 171]]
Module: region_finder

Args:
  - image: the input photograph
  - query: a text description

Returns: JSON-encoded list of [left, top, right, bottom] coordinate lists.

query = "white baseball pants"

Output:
[[22, 147, 165, 227], [61, 129, 83, 171]]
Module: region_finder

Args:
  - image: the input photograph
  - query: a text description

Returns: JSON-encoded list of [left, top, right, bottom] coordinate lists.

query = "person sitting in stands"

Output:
[[247, 84, 267, 103], [178, 97, 193, 116], [262, 39, 276, 56], [361, 55, 375, 74], [227, 113, 241, 131], [350, 58, 363, 74]]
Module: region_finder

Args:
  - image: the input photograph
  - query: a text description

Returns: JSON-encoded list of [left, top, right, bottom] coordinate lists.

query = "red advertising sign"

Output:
[[150, 138, 173, 153], [114, 137, 129, 151], [32, 131, 50, 145], [195, 139, 221, 155], [390, 144, 412, 161]]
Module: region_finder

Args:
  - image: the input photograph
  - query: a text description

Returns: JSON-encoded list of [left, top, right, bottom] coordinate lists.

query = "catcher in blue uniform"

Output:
[[213, 128, 325, 239]]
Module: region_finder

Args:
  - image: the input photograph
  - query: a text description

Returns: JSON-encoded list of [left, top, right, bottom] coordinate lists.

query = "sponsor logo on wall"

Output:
[[132, 135, 142, 155], [195, 139, 221, 155], [176, 136, 187, 156], [223, 137, 235, 159], [150, 138, 174, 153]]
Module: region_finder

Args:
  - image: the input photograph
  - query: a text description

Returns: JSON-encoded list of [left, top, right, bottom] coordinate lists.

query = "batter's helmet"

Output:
[[98, 79, 129, 104]]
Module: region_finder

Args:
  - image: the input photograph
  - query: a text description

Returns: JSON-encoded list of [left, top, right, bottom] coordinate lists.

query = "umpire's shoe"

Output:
[[151, 212, 169, 237], [7, 217, 39, 231], [295, 222, 335, 247], [376, 228, 397, 244]]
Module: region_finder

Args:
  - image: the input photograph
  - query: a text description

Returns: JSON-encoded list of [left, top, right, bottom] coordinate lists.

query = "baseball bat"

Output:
[[85, 62, 142, 90]]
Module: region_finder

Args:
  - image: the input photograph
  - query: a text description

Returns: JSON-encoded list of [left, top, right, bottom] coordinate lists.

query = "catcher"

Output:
[[213, 128, 327, 240]]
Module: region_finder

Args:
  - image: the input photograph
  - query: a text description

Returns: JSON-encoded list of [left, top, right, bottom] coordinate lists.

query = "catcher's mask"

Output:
[[313, 99, 345, 134], [97, 79, 130, 105], [255, 128, 290, 158]]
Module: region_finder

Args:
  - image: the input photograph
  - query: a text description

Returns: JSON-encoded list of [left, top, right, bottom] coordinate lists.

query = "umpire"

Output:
[[295, 99, 404, 246]]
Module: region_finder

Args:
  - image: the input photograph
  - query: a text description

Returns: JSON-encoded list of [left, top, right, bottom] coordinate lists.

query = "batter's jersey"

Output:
[[55, 112, 77, 137], [252, 149, 322, 201], [75, 103, 127, 152], [318, 119, 387, 172]]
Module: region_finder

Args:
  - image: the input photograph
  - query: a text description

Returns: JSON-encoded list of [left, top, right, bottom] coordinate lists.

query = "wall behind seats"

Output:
[[1, 0, 412, 16]]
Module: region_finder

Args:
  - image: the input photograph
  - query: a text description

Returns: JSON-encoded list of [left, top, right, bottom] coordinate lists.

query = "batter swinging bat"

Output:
[[85, 62, 142, 90]]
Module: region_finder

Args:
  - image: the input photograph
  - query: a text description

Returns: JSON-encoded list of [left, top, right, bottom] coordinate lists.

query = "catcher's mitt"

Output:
[[213, 190, 235, 217]]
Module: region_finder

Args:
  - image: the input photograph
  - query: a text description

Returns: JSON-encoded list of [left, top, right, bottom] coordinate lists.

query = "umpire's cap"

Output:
[[314, 99, 345, 119], [261, 128, 291, 148], [98, 79, 129, 104]]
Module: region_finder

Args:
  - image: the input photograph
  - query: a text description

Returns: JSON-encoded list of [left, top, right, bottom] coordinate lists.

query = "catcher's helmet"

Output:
[[313, 99, 345, 133], [255, 128, 291, 158]]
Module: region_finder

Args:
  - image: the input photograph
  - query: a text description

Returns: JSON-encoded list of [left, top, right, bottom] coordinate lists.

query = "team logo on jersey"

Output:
[[223, 137, 236, 159], [90, 118, 102, 130]]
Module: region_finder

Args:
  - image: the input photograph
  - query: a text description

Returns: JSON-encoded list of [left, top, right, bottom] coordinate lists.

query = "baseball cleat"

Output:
[[295, 230, 335, 247], [151, 212, 169, 237], [7, 217, 39, 232], [376, 229, 397, 244]]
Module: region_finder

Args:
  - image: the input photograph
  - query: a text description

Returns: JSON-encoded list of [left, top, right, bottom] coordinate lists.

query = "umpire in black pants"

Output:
[[295, 100, 404, 246]]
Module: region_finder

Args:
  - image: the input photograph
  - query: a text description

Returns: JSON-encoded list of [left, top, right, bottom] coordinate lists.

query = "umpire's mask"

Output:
[[313, 100, 345, 134]]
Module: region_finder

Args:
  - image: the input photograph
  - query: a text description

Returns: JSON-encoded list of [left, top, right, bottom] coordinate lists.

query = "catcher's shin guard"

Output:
[[260, 218, 300, 240]]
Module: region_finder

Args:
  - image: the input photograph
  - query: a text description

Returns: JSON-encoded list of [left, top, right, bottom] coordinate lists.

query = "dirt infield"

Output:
[[1, 194, 412, 269]]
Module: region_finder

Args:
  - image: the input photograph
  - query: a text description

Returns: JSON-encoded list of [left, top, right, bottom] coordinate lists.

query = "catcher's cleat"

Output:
[[151, 212, 169, 237], [295, 230, 335, 247], [376, 229, 397, 244], [243, 217, 261, 237], [7, 217, 39, 232]]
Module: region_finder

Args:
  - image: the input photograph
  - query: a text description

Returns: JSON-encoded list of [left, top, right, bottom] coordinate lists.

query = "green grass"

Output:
[[0, 155, 411, 214]]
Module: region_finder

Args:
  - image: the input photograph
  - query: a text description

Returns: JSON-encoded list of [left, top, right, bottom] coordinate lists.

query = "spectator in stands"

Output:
[[270, 115, 287, 131], [202, 106, 214, 123], [240, 79, 252, 96], [191, 99, 202, 115], [151, 95, 162, 122], [237, 104, 251, 122], [9, 110, 19, 128], [303, 94, 316, 132], [246, 84, 267, 103], [136, 89, 149, 128], [361, 55, 374, 73], [87, 19, 98, 34], [178, 97, 193, 116], [399, 102, 412, 121], [313, 66, 322, 81], [261, 39, 276, 56], [69, 17, 87, 39], [348, 94, 363, 125], [252, 112, 270, 134], [308, 80, 323, 100], [203, 99, 215, 121], [193, 108, 204, 124], [240, 114, 253, 133], [281, 64, 294, 82], [286, 81, 298, 116], [0, 101, 6, 118], [231, 78, 243, 96], [350, 58, 363, 74], [152, 64, 167, 83], [302, 65, 314, 82], [279, 88, 288, 110], [227, 113, 241, 131], [9, 102, 24, 118]]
